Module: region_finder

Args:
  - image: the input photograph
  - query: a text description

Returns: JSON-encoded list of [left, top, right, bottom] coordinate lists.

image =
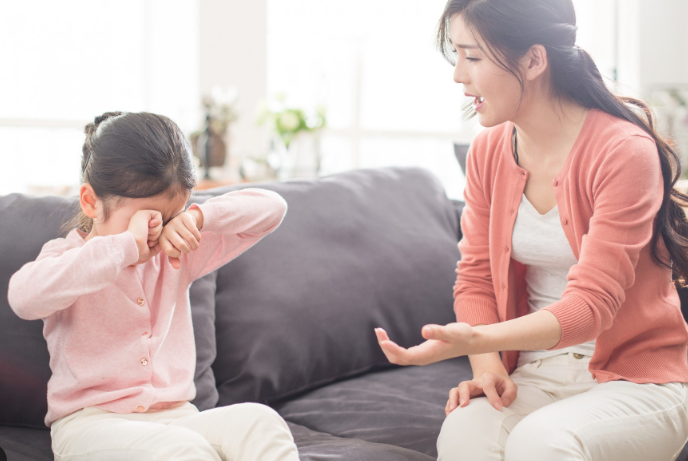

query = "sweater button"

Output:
[[562, 218, 568, 225], [137, 298, 145, 306], [509, 209, 514, 215], [141, 358, 148, 366], [502, 283, 506, 290], [505, 246, 510, 253], [137, 406, 145, 412], [552, 179, 559, 187]]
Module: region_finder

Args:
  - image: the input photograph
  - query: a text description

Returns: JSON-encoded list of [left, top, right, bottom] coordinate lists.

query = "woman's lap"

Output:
[[438, 353, 688, 461]]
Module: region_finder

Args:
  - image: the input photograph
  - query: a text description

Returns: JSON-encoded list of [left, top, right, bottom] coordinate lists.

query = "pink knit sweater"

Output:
[[454, 108, 688, 383], [8, 188, 287, 426]]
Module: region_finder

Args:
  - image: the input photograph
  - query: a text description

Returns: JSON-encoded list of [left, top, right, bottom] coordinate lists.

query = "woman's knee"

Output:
[[505, 413, 583, 461], [437, 397, 508, 461]]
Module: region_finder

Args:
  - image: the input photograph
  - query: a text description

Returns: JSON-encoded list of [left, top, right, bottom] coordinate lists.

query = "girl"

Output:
[[8, 112, 299, 461], [375, 1, 688, 460]]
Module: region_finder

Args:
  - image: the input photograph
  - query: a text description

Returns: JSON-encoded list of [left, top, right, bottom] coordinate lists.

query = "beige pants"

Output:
[[50, 401, 299, 461], [437, 352, 688, 461]]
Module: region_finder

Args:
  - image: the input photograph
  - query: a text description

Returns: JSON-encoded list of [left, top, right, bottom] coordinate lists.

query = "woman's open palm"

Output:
[[374, 322, 473, 366]]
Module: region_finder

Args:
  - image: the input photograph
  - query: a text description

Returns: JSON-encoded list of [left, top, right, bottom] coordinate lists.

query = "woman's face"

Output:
[[449, 13, 524, 127]]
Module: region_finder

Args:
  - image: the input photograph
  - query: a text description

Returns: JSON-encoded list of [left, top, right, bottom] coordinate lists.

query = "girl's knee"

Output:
[[231, 403, 290, 430]]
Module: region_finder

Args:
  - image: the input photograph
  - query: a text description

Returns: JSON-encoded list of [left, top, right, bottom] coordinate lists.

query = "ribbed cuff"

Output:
[[455, 296, 500, 326], [542, 294, 596, 349], [114, 231, 140, 268], [193, 200, 220, 234]]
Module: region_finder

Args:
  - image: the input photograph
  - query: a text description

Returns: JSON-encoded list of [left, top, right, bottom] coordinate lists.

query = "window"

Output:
[[267, 0, 623, 200], [0, 0, 199, 196]]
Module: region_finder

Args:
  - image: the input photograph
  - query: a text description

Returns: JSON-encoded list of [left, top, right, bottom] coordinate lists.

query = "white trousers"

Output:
[[437, 352, 688, 461], [50, 401, 299, 461]]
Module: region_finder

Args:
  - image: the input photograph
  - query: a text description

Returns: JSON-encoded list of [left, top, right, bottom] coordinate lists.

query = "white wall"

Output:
[[198, 0, 268, 180]]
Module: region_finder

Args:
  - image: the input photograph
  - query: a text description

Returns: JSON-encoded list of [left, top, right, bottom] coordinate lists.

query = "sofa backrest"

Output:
[[0, 167, 462, 428]]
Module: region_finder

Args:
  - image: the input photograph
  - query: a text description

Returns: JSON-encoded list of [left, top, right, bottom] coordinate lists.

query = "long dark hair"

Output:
[[437, 0, 688, 288], [63, 111, 197, 234]]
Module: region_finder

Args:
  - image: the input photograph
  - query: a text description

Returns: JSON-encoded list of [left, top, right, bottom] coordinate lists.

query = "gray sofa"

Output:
[[1, 167, 686, 460]]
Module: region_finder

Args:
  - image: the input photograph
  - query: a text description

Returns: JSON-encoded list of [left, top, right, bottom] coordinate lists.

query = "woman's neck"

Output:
[[512, 97, 590, 163]]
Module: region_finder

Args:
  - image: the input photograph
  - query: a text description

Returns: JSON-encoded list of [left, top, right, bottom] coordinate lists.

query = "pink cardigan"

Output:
[[8, 188, 287, 426], [454, 108, 688, 383]]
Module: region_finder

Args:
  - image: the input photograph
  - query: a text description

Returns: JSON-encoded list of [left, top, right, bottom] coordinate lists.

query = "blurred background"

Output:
[[1, 0, 687, 201]]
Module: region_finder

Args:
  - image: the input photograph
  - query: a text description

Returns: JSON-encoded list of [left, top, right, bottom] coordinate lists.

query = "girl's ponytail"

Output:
[[62, 111, 196, 236]]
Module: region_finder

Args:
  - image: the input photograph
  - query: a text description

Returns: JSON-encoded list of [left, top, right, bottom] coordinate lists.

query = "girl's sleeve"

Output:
[[8, 231, 139, 320], [543, 135, 664, 349], [453, 143, 501, 326], [182, 188, 288, 283]]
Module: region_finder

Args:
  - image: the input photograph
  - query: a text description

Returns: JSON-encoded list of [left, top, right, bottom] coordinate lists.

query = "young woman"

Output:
[[375, 0, 688, 459]]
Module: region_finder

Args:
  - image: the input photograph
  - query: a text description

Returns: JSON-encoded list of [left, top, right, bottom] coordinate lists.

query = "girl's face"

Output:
[[81, 186, 189, 239], [449, 13, 524, 127]]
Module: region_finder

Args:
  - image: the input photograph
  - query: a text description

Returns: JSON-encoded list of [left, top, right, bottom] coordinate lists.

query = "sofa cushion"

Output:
[[207, 167, 461, 406], [275, 357, 472, 457], [0, 419, 436, 461], [0, 194, 221, 427]]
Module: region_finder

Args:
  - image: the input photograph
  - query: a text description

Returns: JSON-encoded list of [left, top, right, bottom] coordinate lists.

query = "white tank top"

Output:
[[511, 193, 595, 367]]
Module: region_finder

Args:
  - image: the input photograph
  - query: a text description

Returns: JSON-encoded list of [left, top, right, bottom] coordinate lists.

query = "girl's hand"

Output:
[[374, 322, 473, 366], [446, 372, 517, 415], [127, 210, 164, 265], [159, 210, 202, 269]]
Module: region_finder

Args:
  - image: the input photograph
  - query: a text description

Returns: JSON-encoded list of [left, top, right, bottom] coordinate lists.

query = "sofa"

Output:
[[1, 167, 687, 460]]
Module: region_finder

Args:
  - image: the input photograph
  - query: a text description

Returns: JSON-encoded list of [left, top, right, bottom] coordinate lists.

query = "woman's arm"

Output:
[[376, 310, 561, 366]]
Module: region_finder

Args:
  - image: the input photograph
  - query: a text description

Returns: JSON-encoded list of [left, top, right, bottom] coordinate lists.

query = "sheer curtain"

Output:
[[267, 0, 621, 200], [0, 0, 199, 196]]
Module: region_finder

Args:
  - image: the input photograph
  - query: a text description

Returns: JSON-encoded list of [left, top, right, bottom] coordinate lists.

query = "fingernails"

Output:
[[494, 402, 502, 410], [423, 326, 433, 335], [502, 398, 510, 407], [459, 398, 465, 406]]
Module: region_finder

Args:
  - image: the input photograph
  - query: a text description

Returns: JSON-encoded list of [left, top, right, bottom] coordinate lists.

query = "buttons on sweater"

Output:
[[137, 406, 145, 412], [137, 298, 145, 306], [552, 179, 559, 187], [141, 358, 148, 366], [505, 246, 510, 253], [562, 218, 569, 225]]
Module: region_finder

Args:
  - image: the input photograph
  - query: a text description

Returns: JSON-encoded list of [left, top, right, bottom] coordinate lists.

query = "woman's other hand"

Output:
[[374, 322, 473, 366], [446, 371, 517, 415]]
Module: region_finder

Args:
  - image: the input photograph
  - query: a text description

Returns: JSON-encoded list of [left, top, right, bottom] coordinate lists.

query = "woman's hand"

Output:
[[127, 210, 164, 265], [446, 371, 517, 415], [374, 322, 474, 366], [158, 210, 202, 269]]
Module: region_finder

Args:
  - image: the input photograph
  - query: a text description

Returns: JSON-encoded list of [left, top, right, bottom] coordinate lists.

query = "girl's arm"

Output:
[[181, 188, 288, 283], [8, 231, 139, 321]]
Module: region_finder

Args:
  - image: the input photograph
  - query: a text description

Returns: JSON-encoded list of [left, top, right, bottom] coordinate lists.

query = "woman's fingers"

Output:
[[498, 377, 518, 407], [446, 387, 460, 415], [457, 380, 473, 408], [480, 376, 503, 410]]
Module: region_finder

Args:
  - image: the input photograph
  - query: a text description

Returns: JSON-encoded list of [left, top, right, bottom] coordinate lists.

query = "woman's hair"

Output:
[[63, 111, 197, 235], [437, 0, 688, 287]]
